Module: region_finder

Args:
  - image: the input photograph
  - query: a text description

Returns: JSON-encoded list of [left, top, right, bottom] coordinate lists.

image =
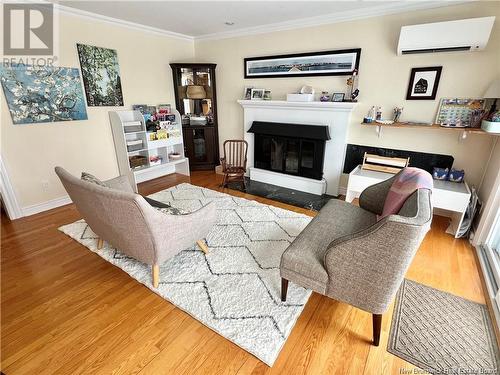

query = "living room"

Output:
[[1, 1, 500, 374]]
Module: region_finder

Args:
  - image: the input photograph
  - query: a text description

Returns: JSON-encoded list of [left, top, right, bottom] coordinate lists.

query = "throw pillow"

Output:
[[155, 206, 186, 216], [81, 172, 108, 188], [143, 196, 186, 215]]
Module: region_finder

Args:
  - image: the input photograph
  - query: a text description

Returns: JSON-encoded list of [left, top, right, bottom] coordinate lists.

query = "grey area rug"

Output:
[[59, 183, 312, 366], [388, 279, 499, 374]]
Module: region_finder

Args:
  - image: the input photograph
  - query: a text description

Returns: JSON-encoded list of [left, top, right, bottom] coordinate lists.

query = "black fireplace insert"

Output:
[[248, 121, 330, 180]]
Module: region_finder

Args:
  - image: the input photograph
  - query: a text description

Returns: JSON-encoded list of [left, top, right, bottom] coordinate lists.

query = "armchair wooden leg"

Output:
[[97, 238, 104, 250], [281, 278, 289, 302], [372, 314, 382, 346], [196, 239, 209, 254], [152, 264, 159, 288]]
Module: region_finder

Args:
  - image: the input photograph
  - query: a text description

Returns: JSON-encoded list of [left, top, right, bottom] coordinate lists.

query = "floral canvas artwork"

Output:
[[0, 64, 88, 124], [77, 44, 124, 106]]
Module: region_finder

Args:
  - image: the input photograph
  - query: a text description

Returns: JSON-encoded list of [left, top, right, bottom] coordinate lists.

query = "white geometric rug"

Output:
[[59, 183, 312, 366]]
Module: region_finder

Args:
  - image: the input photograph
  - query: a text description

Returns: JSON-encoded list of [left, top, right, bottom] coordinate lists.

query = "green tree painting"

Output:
[[77, 44, 124, 106]]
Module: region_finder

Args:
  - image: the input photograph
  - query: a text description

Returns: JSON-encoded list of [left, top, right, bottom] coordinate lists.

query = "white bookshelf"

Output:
[[109, 109, 189, 187]]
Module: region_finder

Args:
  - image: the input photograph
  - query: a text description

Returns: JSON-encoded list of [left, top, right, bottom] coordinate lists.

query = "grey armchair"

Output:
[[55, 167, 216, 288], [280, 173, 432, 345]]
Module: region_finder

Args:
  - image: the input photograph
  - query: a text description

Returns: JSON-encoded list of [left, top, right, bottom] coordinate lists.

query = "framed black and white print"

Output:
[[244, 48, 361, 79], [406, 66, 442, 100]]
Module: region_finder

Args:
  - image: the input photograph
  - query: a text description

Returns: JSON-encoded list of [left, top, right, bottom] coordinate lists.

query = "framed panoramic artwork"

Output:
[[0, 64, 88, 124], [244, 48, 361, 79], [406, 66, 442, 100], [77, 43, 124, 106]]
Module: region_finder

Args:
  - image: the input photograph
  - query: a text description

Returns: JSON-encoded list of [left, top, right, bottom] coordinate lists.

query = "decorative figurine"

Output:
[[320, 91, 330, 102], [346, 69, 359, 102], [393, 107, 404, 123], [351, 89, 359, 101], [363, 106, 376, 123]]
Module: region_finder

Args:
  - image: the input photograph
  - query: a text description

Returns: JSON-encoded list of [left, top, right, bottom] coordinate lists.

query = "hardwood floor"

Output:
[[1, 171, 489, 374]]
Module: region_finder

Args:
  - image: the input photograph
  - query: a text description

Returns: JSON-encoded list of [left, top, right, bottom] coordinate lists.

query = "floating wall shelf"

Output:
[[361, 122, 500, 140]]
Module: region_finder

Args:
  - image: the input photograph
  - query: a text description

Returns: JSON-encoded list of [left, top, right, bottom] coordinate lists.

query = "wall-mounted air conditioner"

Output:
[[397, 16, 495, 55]]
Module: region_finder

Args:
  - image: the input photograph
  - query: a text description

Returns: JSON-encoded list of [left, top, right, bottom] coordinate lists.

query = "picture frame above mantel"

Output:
[[244, 48, 361, 79]]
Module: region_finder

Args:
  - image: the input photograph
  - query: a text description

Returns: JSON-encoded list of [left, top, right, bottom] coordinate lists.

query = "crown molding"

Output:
[[37, 0, 469, 43], [52, 2, 194, 42], [194, 1, 470, 41]]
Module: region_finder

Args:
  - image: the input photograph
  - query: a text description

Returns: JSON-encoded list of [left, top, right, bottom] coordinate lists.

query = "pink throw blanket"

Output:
[[379, 167, 433, 220]]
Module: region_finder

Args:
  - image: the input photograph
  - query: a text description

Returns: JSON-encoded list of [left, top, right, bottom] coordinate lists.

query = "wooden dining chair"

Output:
[[220, 140, 248, 189]]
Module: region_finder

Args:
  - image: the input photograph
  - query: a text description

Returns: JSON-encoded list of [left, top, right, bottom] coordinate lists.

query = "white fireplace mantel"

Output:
[[238, 99, 357, 196], [237, 100, 357, 112]]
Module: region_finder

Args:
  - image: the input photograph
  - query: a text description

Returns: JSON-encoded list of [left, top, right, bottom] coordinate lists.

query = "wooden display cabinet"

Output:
[[170, 63, 219, 170]]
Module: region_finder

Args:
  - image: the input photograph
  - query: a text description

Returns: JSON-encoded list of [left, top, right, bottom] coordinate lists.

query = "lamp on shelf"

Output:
[[186, 85, 206, 99], [482, 78, 500, 133]]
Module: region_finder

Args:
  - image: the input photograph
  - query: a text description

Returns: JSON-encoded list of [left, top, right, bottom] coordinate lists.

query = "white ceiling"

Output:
[[56, 1, 462, 39]]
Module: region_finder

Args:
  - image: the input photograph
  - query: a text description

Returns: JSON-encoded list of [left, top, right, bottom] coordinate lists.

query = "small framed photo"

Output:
[[251, 88, 264, 100], [263, 89, 272, 100], [332, 93, 345, 102], [406, 66, 442, 100], [243, 86, 253, 100]]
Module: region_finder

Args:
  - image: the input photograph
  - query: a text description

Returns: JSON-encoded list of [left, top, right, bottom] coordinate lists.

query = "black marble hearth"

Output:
[[224, 177, 335, 211]]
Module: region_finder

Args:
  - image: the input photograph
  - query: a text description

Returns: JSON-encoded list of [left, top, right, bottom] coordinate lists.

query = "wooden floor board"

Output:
[[1, 171, 489, 374]]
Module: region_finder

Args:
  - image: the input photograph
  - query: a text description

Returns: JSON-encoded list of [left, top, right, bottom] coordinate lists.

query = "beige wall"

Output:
[[195, 2, 500, 191], [2, 2, 500, 212], [1, 13, 194, 208]]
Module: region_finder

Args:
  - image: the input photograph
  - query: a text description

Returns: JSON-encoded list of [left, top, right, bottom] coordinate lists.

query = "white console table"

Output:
[[346, 165, 471, 238]]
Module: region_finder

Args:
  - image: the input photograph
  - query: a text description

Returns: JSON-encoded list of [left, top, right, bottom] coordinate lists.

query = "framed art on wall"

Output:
[[406, 66, 442, 100], [0, 64, 88, 124], [77, 43, 124, 106], [244, 48, 361, 79]]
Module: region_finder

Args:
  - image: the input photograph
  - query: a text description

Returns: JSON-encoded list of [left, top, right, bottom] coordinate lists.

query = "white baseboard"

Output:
[[21, 195, 72, 217]]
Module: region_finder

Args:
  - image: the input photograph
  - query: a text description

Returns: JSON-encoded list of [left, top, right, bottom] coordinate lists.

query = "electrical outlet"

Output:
[[41, 180, 49, 191]]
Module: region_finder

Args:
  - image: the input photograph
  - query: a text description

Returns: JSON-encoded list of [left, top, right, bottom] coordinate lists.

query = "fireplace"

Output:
[[248, 121, 330, 181], [238, 100, 356, 196]]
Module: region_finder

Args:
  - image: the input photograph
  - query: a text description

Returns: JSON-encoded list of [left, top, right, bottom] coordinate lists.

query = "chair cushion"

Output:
[[281, 199, 377, 289]]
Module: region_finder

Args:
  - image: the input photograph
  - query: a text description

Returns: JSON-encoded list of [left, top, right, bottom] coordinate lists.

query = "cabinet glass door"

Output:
[[179, 67, 213, 124], [192, 129, 207, 162]]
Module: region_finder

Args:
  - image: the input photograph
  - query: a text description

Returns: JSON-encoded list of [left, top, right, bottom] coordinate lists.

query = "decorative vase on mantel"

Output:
[[320, 92, 330, 102]]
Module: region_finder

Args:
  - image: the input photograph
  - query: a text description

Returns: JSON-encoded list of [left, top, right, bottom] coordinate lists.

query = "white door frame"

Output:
[[0, 155, 22, 220], [473, 171, 500, 247]]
